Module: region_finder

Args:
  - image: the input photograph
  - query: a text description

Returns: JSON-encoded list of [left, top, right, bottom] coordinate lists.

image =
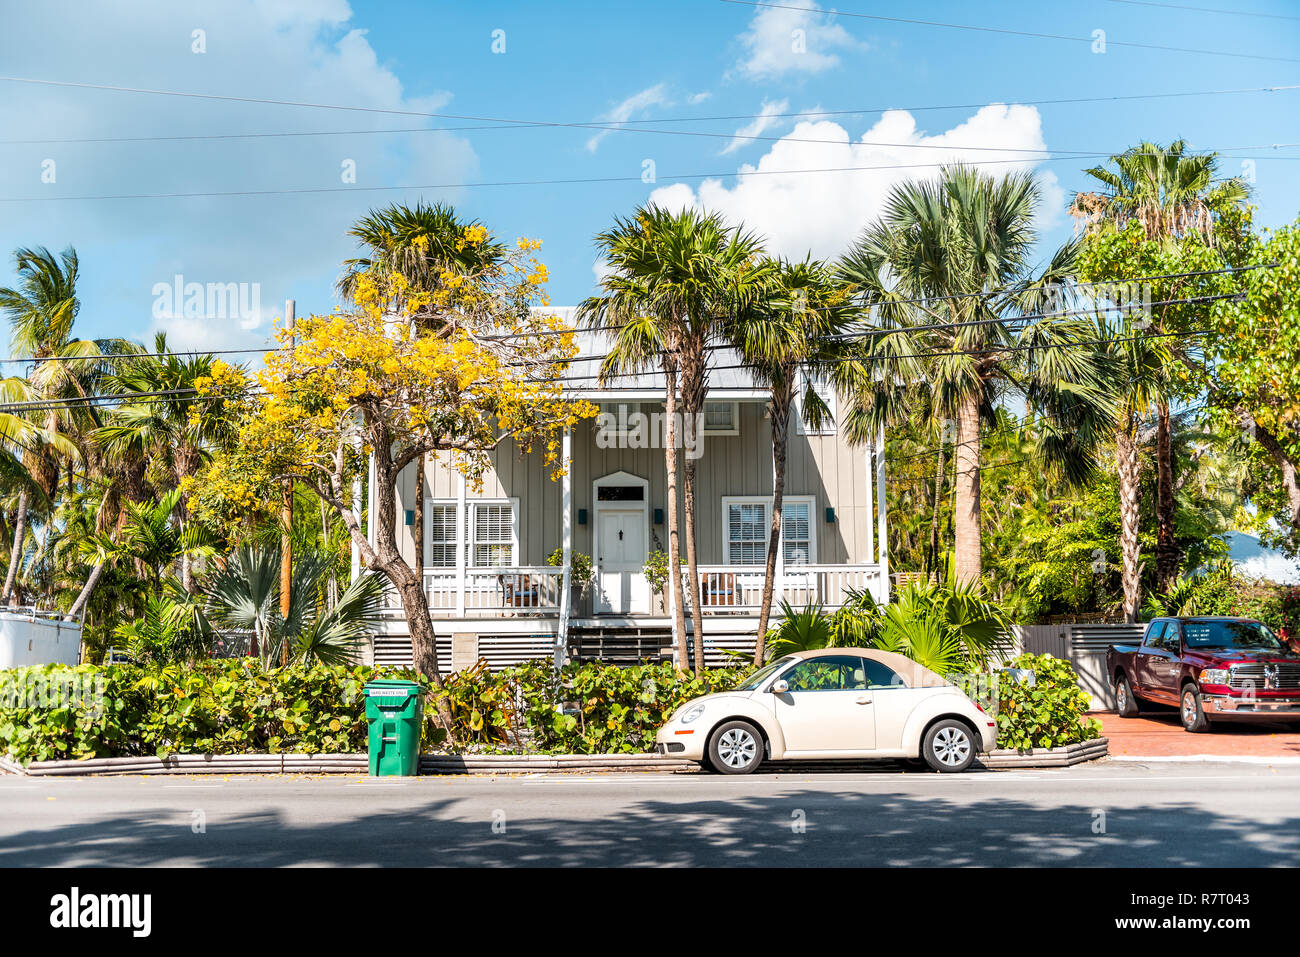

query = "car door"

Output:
[[1134, 620, 1168, 695], [1138, 620, 1180, 703], [771, 655, 876, 754]]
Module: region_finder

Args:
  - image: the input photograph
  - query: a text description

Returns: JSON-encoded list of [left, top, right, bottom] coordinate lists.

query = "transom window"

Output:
[[702, 401, 739, 435]]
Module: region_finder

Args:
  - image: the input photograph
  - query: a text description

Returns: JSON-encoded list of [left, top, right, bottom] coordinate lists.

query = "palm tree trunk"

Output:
[[953, 393, 983, 586], [3, 489, 28, 605], [1154, 400, 1178, 591], [754, 394, 791, 662], [663, 364, 689, 668], [65, 560, 104, 620], [928, 439, 946, 580], [1116, 424, 1142, 623], [679, 352, 707, 676]]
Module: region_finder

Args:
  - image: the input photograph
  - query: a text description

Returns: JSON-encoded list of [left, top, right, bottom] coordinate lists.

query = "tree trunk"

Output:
[[928, 439, 946, 581], [953, 393, 983, 587], [754, 392, 791, 663], [663, 364, 689, 667], [3, 489, 28, 606], [679, 351, 706, 676], [413, 454, 425, 583], [1154, 400, 1178, 591], [65, 560, 104, 620], [1116, 425, 1142, 623], [1253, 420, 1300, 536]]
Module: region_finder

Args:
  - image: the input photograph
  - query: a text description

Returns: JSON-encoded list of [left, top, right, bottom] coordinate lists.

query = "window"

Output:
[[702, 401, 739, 435], [780, 655, 868, 692], [1143, 620, 1169, 648], [1183, 620, 1284, 651], [596, 402, 652, 437], [860, 658, 905, 688], [796, 374, 836, 435], [471, 501, 516, 567], [722, 496, 817, 566], [782, 501, 812, 565], [427, 504, 457, 568], [726, 501, 767, 565]]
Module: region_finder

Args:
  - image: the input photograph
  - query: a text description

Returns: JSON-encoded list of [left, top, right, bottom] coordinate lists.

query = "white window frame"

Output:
[[721, 495, 817, 566], [795, 374, 836, 436], [702, 400, 740, 436], [424, 499, 460, 569], [469, 498, 520, 568]]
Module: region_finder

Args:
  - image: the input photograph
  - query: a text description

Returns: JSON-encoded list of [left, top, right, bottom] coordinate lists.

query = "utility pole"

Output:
[[280, 299, 295, 663]]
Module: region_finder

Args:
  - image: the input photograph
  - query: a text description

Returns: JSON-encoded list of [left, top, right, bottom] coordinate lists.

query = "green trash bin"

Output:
[[363, 679, 424, 776]]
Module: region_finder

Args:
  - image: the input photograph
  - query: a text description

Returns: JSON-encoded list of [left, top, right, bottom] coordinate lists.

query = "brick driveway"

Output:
[[1095, 710, 1300, 758]]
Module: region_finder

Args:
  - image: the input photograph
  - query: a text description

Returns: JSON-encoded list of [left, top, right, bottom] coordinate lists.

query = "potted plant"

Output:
[[643, 549, 683, 616], [547, 548, 594, 611]]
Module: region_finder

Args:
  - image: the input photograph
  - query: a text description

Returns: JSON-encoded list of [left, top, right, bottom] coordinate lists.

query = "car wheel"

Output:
[[1180, 685, 1211, 733], [1115, 673, 1141, 717], [707, 720, 763, 775], [922, 719, 976, 773]]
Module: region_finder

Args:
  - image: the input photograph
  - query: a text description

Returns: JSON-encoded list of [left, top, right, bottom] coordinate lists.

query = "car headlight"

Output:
[[1199, 668, 1230, 686], [679, 704, 706, 724]]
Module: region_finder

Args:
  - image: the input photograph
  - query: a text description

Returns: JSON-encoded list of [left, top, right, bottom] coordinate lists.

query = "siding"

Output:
[[395, 399, 878, 567]]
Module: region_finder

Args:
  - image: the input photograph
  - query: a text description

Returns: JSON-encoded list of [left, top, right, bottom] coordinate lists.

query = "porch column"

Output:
[[875, 426, 889, 604], [555, 428, 573, 670], [455, 457, 467, 618]]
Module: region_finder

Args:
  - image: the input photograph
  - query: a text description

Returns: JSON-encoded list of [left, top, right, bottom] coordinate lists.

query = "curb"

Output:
[[980, 737, 1109, 769], [2, 741, 1110, 776], [1109, 754, 1300, 765]]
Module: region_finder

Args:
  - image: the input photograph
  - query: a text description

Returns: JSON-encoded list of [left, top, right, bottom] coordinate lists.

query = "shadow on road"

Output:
[[2, 783, 1296, 867]]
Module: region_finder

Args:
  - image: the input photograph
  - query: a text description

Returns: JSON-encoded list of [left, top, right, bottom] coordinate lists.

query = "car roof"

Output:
[[1160, 616, 1263, 623]]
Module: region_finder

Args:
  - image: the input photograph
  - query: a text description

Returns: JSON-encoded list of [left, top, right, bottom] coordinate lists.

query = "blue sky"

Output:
[[0, 0, 1297, 354]]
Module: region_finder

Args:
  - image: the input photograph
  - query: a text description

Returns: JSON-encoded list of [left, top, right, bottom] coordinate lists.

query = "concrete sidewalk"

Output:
[[1094, 710, 1300, 758]]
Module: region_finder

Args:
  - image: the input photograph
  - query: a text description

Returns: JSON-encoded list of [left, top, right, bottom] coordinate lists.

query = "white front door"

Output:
[[595, 509, 648, 614]]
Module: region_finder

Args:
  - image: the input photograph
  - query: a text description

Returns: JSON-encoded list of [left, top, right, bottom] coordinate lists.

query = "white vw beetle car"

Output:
[[655, 648, 996, 773]]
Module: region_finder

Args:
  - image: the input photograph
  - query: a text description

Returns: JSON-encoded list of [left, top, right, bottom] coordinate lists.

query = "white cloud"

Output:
[[687, 91, 713, 105], [592, 258, 615, 285], [649, 104, 1058, 261], [0, 0, 479, 352], [732, 1, 860, 80], [721, 98, 790, 155], [585, 83, 670, 152]]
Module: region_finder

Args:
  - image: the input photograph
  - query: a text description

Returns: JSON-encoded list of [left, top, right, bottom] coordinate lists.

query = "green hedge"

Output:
[[0, 659, 754, 764], [995, 653, 1103, 751]]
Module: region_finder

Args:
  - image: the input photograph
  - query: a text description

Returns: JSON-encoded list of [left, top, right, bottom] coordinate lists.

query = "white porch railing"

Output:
[[424, 566, 565, 615], [688, 564, 883, 611], [384, 563, 884, 618]]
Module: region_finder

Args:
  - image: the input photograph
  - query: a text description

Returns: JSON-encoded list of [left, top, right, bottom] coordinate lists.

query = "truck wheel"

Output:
[[1115, 673, 1141, 717], [1180, 685, 1211, 733]]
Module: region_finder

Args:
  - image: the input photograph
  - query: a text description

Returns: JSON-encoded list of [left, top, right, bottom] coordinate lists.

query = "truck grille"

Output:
[[1228, 663, 1300, 690]]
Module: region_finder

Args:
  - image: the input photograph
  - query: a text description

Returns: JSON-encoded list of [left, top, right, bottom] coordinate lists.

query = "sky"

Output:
[[0, 0, 1297, 357]]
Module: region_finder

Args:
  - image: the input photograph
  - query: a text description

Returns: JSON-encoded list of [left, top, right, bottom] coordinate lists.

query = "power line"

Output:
[[1101, 0, 1300, 22], [718, 0, 1300, 64], [0, 347, 271, 365]]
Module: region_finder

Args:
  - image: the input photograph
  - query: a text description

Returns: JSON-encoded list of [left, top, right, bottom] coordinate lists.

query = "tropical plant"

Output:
[[546, 548, 594, 588], [840, 164, 1111, 587], [729, 257, 856, 658], [995, 653, 1103, 751], [579, 204, 768, 674]]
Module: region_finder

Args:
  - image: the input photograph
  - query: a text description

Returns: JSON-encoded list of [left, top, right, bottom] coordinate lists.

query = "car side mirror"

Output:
[[770, 679, 789, 694]]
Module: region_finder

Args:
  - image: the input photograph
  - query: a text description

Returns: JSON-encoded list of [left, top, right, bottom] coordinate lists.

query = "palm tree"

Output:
[[96, 333, 233, 591], [579, 205, 766, 674], [839, 165, 1111, 586], [729, 258, 854, 660], [1072, 141, 1249, 590], [1090, 310, 1169, 621]]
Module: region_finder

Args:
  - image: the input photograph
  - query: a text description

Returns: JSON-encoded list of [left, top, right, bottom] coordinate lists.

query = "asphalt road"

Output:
[[2, 760, 1298, 866]]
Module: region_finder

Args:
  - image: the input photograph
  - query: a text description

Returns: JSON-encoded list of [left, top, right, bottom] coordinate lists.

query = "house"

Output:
[[364, 307, 889, 671]]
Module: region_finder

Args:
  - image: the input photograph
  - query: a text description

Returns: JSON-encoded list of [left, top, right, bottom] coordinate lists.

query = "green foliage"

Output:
[[642, 549, 683, 595], [546, 548, 594, 586], [0, 661, 394, 763], [995, 653, 1103, 751]]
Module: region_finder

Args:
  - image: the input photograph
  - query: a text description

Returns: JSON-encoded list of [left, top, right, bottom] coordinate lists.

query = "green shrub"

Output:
[[0, 661, 400, 764], [995, 653, 1102, 751]]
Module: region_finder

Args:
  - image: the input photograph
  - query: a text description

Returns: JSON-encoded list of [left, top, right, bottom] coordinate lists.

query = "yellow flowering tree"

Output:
[[189, 233, 594, 729]]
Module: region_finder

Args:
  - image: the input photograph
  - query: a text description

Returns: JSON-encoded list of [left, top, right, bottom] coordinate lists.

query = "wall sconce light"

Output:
[[654, 508, 664, 525], [404, 510, 414, 527], [578, 509, 588, 525], [824, 507, 836, 524]]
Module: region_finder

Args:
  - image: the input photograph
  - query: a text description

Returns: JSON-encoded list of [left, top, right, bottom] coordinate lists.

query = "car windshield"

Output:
[[1182, 620, 1285, 651], [734, 656, 798, 691]]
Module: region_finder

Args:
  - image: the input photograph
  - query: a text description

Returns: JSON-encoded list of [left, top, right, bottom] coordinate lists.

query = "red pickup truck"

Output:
[[1106, 616, 1300, 733]]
